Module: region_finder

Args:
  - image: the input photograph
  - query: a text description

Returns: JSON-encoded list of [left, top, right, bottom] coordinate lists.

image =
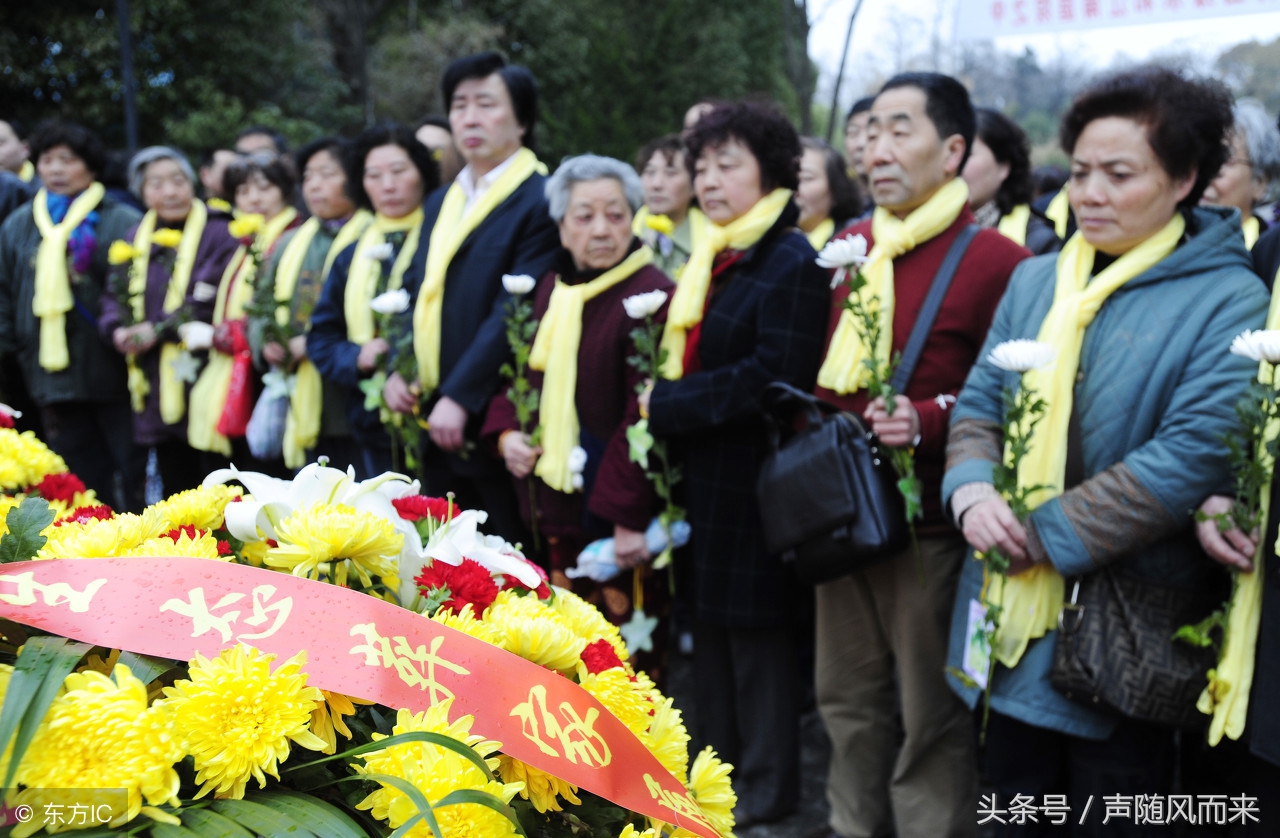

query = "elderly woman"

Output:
[[187, 151, 300, 468], [0, 121, 144, 510], [634, 134, 705, 278], [963, 108, 1060, 255], [1201, 99, 1280, 250], [796, 136, 862, 250], [482, 154, 674, 672], [637, 100, 830, 827], [99, 147, 240, 494], [944, 67, 1267, 816], [309, 123, 438, 479], [250, 138, 373, 472]]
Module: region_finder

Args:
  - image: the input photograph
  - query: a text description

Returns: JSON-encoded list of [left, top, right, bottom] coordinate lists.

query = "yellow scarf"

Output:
[[272, 210, 372, 469], [1199, 273, 1280, 745], [816, 178, 970, 394], [345, 209, 423, 344], [806, 218, 836, 251], [128, 202, 209, 422], [1243, 215, 1260, 251], [997, 204, 1032, 247], [530, 247, 653, 493], [659, 188, 793, 379], [1045, 185, 1071, 240], [32, 183, 106, 372], [18, 161, 35, 183], [187, 207, 297, 456], [413, 148, 546, 389], [990, 214, 1186, 669]]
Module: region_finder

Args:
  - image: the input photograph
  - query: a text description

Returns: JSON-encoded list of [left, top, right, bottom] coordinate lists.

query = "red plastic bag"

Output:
[[216, 349, 255, 438]]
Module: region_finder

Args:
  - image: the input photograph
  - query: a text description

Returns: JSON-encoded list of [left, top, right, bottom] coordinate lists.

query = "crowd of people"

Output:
[[5, 48, 1280, 836]]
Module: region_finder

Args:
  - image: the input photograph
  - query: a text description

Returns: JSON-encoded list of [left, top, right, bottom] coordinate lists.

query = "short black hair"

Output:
[[1059, 65, 1234, 210], [877, 72, 976, 170], [974, 108, 1034, 215], [684, 100, 802, 193], [28, 121, 106, 178], [801, 136, 863, 222], [635, 134, 686, 173], [223, 151, 297, 204], [1032, 164, 1069, 198], [414, 114, 451, 135], [351, 122, 440, 211], [296, 136, 358, 204], [198, 146, 233, 169], [846, 96, 875, 123], [441, 52, 539, 153], [236, 125, 288, 155]]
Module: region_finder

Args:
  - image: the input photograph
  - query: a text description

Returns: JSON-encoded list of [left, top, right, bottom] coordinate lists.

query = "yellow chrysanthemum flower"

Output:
[[645, 214, 676, 236], [551, 586, 630, 665], [643, 696, 691, 784], [432, 603, 503, 646], [228, 213, 265, 239], [266, 503, 402, 588], [0, 495, 21, 536], [498, 756, 581, 813], [151, 228, 183, 249], [240, 538, 270, 566], [150, 483, 243, 531], [579, 668, 653, 737], [107, 240, 139, 265], [130, 528, 225, 560], [310, 690, 375, 755], [686, 747, 736, 838], [355, 700, 522, 838], [0, 428, 68, 491], [619, 826, 660, 838], [162, 646, 326, 799], [11, 665, 181, 837], [485, 590, 586, 674], [38, 509, 168, 560]]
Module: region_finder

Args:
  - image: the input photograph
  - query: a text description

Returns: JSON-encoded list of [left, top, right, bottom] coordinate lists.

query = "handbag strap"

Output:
[[888, 224, 979, 393]]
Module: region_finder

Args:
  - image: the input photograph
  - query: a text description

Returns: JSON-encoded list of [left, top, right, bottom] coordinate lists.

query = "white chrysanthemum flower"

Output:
[[987, 339, 1057, 373], [816, 234, 869, 270], [567, 446, 588, 475], [502, 274, 537, 295], [1230, 329, 1280, 364], [622, 289, 668, 320], [369, 288, 410, 316], [363, 242, 395, 262]]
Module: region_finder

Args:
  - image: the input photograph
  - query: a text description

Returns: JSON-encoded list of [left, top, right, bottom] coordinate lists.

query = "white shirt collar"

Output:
[[456, 151, 520, 211]]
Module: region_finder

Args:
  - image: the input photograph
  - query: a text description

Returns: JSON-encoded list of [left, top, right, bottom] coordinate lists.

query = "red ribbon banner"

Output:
[[0, 557, 719, 837]]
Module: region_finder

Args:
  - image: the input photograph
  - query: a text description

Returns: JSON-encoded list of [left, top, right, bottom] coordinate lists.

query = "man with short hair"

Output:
[[383, 51, 559, 546], [813, 72, 1030, 838], [197, 147, 238, 203], [234, 126, 287, 157], [844, 97, 875, 220]]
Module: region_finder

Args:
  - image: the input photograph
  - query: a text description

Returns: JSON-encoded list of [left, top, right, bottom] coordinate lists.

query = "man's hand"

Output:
[[288, 334, 308, 362], [614, 524, 651, 569], [863, 395, 920, 447], [357, 337, 389, 373], [382, 371, 418, 414], [112, 323, 156, 356], [262, 341, 288, 366], [428, 396, 468, 452], [501, 431, 541, 479], [1195, 494, 1257, 572]]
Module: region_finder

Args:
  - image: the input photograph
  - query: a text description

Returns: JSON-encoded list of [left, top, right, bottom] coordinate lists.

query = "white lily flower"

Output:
[[502, 273, 537, 295], [1230, 329, 1280, 364], [370, 288, 411, 316], [364, 242, 395, 262], [398, 509, 543, 603], [0, 402, 23, 421], [567, 445, 588, 474], [987, 339, 1057, 373], [622, 289, 668, 320]]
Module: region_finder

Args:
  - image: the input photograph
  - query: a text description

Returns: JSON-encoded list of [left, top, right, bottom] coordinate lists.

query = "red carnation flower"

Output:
[[393, 495, 460, 523], [216, 540, 232, 556], [161, 525, 206, 542], [581, 639, 625, 675], [503, 556, 552, 599], [56, 504, 115, 525], [33, 472, 87, 504], [415, 558, 499, 614], [0, 412, 13, 430]]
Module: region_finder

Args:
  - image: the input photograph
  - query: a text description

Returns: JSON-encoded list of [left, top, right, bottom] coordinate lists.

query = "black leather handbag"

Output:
[[755, 225, 979, 585]]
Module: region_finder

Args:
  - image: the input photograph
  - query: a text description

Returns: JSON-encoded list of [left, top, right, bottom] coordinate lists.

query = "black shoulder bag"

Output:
[[756, 225, 979, 585]]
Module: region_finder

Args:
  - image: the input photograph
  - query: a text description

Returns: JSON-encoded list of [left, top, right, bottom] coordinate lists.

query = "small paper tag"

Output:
[[963, 598, 993, 689]]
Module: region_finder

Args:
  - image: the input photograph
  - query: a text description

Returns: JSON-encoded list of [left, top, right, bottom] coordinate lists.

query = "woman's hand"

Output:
[[428, 396, 468, 452], [262, 341, 288, 366], [357, 337, 389, 373], [382, 371, 418, 414], [863, 395, 920, 447], [1195, 494, 1257, 572], [962, 496, 1029, 563], [288, 334, 308, 362], [501, 431, 541, 479], [112, 323, 156, 356], [614, 524, 651, 569]]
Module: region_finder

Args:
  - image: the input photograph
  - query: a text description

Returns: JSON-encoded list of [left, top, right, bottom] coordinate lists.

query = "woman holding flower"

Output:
[[100, 146, 240, 494], [250, 138, 373, 473], [943, 67, 1268, 814], [634, 135, 704, 278], [187, 151, 301, 471], [636, 100, 830, 826], [481, 154, 674, 675], [0, 121, 144, 510], [309, 123, 438, 479]]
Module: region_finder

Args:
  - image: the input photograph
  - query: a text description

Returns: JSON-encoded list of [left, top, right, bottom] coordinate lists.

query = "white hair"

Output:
[[128, 146, 196, 199], [545, 154, 643, 222]]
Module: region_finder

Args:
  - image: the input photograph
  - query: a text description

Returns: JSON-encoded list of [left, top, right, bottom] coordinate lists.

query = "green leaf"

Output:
[[0, 497, 55, 563], [626, 421, 653, 469], [253, 791, 369, 838], [358, 372, 388, 414], [179, 807, 257, 838], [285, 731, 497, 781], [117, 651, 177, 684], [0, 636, 90, 787], [150, 822, 204, 838], [208, 798, 317, 837]]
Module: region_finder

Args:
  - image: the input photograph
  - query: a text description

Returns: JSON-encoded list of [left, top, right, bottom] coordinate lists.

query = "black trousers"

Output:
[[154, 437, 205, 495], [982, 711, 1175, 837], [40, 400, 145, 512]]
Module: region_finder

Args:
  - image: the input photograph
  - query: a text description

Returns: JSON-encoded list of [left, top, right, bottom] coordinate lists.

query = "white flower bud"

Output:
[[568, 445, 588, 474], [622, 289, 669, 320], [816, 234, 869, 270], [987, 339, 1057, 373], [502, 274, 537, 296], [370, 288, 411, 315], [364, 242, 395, 262]]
